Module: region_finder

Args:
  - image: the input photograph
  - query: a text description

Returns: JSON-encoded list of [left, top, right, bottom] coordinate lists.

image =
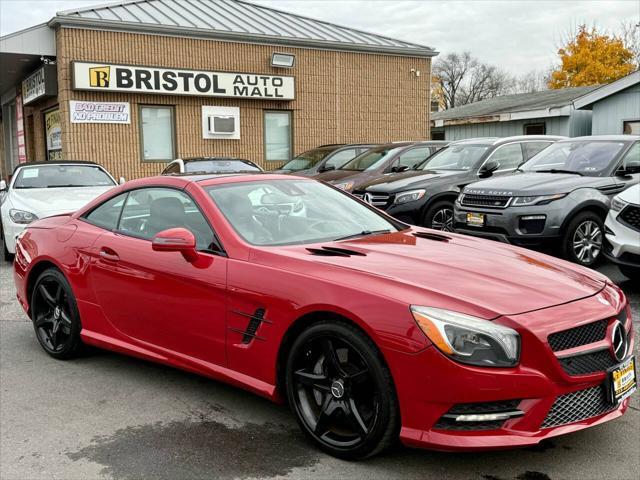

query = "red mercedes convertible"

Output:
[[13, 173, 635, 459]]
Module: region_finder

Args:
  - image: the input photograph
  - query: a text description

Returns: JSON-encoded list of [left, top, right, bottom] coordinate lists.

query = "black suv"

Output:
[[271, 144, 375, 177], [354, 136, 564, 230]]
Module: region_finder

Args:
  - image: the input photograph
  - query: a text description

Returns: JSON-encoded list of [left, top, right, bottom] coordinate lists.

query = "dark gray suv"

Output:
[[354, 136, 563, 229], [455, 135, 640, 266]]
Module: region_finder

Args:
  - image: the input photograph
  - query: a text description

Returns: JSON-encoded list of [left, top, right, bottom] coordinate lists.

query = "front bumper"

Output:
[[453, 200, 568, 246], [1, 218, 25, 254], [389, 290, 635, 451], [604, 209, 640, 266]]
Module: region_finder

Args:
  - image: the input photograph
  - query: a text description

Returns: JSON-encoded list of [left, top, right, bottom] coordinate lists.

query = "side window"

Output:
[[83, 193, 128, 230], [324, 149, 359, 170], [162, 162, 181, 175], [118, 188, 217, 251], [523, 142, 552, 160], [488, 143, 524, 171], [621, 142, 640, 169], [396, 147, 431, 169]]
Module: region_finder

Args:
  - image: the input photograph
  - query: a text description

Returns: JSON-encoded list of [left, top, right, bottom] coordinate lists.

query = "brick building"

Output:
[[0, 0, 437, 180]]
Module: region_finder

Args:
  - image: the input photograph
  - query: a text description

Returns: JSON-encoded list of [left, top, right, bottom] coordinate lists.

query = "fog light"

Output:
[[452, 411, 523, 422], [521, 215, 546, 221]]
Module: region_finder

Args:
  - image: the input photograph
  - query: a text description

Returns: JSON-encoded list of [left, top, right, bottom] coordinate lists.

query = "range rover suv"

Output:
[[354, 136, 563, 229], [455, 136, 639, 266]]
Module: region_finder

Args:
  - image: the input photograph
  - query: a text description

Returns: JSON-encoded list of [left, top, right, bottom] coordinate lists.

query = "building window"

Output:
[[524, 123, 545, 135], [264, 110, 292, 162], [139, 106, 175, 161], [623, 120, 640, 135]]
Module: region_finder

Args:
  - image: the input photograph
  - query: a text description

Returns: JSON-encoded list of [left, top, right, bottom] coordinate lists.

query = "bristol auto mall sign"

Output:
[[72, 61, 295, 100]]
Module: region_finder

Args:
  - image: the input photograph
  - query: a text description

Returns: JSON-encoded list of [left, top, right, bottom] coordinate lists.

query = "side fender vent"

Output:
[[306, 246, 367, 257], [242, 308, 265, 344], [413, 231, 451, 242]]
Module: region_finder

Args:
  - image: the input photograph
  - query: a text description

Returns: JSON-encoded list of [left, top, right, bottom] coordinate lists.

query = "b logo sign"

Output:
[[89, 66, 111, 87]]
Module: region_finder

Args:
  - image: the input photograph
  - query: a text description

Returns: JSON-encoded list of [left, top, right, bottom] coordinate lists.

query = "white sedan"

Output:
[[0, 161, 118, 260], [604, 183, 640, 280]]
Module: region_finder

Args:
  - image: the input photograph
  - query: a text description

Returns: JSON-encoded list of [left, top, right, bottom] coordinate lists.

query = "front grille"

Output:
[[434, 418, 506, 430], [619, 205, 640, 232], [558, 349, 618, 376], [541, 385, 615, 428], [460, 193, 511, 209], [353, 191, 391, 208], [548, 319, 608, 352]]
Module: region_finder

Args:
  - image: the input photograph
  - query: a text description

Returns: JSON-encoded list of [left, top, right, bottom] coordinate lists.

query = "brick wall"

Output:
[[55, 28, 431, 180]]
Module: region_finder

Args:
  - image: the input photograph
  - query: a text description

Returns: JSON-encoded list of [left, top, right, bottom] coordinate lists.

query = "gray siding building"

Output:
[[431, 86, 597, 141], [574, 71, 640, 135]]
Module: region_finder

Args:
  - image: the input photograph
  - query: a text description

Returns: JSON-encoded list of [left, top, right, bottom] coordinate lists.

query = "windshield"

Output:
[[13, 165, 115, 189], [206, 179, 400, 246], [419, 144, 489, 171], [340, 146, 404, 171], [184, 159, 261, 173], [279, 146, 339, 171], [521, 141, 627, 176]]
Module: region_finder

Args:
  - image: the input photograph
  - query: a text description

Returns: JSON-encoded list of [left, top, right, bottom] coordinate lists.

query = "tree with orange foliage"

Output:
[[549, 25, 635, 89]]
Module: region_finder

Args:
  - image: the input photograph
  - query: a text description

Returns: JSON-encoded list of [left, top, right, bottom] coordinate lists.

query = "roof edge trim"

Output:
[[574, 71, 640, 110], [47, 16, 438, 57]]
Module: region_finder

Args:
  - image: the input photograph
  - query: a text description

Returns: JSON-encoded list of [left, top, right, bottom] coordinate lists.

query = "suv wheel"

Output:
[[562, 212, 604, 267], [423, 201, 455, 232]]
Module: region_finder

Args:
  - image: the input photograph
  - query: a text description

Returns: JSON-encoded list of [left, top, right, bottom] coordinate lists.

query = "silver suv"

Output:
[[454, 135, 640, 267]]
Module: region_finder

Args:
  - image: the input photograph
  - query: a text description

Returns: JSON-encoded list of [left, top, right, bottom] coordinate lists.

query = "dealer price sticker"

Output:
[[609, 357, 636, 404]]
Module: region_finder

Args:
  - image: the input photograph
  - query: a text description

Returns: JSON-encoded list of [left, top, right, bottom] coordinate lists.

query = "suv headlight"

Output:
[[394, 189, 426, 204], [610, 196, 628, 212], [334, 181, 355, 191], [411, 306, 520, 367], [511, 193, 567, 206], [9, 209, 38, 224]]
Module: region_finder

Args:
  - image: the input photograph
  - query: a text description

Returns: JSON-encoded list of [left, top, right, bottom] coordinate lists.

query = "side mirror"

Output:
[[0, 180, 6, 192], [392, 165, 409, 173], [320, 164, 336, 173], [152, 228, 198, 263], [617, 162, 640, 176], [479, 159, 500, 178], [119, 176, 126, 185]]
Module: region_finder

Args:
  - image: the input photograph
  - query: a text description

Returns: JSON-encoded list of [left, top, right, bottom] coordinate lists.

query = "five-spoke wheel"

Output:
[[285, 321, 398, 459], [31, 268, 82, 359]]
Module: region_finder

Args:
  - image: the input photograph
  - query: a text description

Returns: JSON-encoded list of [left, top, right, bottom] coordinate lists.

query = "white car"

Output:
[[604, 183, 640, 280], [1, 161, 118, 260]]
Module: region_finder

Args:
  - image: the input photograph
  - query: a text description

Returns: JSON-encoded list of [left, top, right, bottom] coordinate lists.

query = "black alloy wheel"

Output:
[[31, 268, 83, 359], [285, 321, 399, 459], [424, 201, 455, 232]]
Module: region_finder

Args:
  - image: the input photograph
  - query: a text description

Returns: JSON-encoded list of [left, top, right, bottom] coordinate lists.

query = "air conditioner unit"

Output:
[[208, 115, 236, 135]]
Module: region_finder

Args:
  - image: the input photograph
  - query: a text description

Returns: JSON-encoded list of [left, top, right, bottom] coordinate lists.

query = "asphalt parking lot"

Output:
[[0, 259, 638, 480]]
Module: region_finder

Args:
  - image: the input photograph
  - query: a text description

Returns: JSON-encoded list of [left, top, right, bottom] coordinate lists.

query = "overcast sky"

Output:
[[1, 0, 638, 75]]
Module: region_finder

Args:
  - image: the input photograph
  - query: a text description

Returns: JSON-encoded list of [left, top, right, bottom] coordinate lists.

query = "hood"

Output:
[[313, 169, 363, 183], [10, 186, 115, 217], [360, 170, 467, 193], [617, 183, 640, 205], [267, 229, 606, 319], [463, 172, 608, 196]]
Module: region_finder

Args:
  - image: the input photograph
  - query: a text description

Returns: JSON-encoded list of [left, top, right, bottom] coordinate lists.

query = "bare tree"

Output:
[[512, 70, 551, 93], [433, 52, 515, 109], [619, 20, 640, 68]]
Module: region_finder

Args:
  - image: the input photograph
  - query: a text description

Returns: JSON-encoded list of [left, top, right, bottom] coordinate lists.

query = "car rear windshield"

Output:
[[278, 146, 340, 171], [340, 146, 405, 171], [12, 165, 115, 189], [206, 179, 400, 246], [419, 144, 489, 171], [521, 141, 627, 176], [184, 159, 261, 173]]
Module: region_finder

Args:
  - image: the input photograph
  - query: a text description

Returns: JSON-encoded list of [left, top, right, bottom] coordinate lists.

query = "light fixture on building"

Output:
[[271, 52, 295, 68]]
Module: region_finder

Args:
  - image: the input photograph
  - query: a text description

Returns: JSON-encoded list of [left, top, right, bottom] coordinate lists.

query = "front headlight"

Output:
[[394, 189, 426, 204], [9, 209, 38, 224], [334, 181, 355, 191], [411, 306, 520, 367], [511, 193, 567, 207], [610, 196, 628, 212]]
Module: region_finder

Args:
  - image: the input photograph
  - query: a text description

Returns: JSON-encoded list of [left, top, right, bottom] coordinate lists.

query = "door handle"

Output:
[[99, 248, 120, 262]]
